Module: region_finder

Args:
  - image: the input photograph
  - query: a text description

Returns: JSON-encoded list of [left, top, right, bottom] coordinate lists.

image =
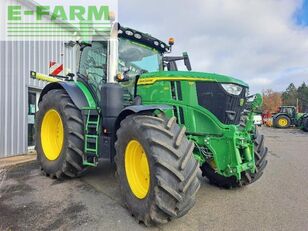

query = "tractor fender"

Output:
[[273, 113, 290, 120], [109, 104, 172, 162], [39, 82, 89, 109], [114, 105, 172, 131]]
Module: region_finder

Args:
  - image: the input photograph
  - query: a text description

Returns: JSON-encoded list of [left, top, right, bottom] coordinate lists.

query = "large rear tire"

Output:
[[36, 89, 85, 179], [115, 115, 200, 226], [200, 130, 268, 188], [274, 115, 290, 128]]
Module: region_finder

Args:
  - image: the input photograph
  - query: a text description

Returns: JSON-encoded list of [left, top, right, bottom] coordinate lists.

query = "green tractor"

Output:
[[273, 106, 308, 129], [298, 113, 308, 132], [33, 24, 268, 226]]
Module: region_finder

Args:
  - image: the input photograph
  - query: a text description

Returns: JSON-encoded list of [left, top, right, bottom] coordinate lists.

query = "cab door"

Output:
[[78, 41, 108, 102]]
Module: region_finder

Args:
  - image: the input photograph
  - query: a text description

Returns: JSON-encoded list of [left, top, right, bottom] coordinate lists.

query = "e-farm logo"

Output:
[[6, 4, 112, 40]]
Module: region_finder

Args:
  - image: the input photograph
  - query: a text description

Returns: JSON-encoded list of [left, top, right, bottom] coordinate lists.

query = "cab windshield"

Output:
[[118, 38, 162, 76]]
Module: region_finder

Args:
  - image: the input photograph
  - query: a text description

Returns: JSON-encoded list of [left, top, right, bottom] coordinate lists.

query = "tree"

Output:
[[282, 83, 298, 106], [262, 89, 282, 113]]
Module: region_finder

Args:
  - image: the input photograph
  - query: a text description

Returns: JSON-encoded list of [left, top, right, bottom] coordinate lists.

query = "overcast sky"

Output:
[[119, 0, 308, 93]]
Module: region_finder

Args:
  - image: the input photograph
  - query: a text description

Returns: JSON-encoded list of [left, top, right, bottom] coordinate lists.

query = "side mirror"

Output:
[[116, 68, 130, 82], [183, 52, 192, 71]]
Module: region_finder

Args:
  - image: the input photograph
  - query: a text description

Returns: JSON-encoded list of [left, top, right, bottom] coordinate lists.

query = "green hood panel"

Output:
[[139, 71, 248, 87]]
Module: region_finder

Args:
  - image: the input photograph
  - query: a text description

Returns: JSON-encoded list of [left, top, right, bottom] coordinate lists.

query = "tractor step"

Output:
[[81, 108, 101, 167]]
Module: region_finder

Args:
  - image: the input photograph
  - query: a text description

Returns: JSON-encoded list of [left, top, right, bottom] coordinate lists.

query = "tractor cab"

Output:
[[278, 106, 296, 118], [77, 24, 193, 104], [117, 25, 192, 73]]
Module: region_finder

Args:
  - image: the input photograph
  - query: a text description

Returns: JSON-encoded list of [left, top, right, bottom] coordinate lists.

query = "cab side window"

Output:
[[79, 42, 107, 99]]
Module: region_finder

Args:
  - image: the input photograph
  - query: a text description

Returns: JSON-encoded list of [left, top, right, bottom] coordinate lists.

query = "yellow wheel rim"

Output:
[[41, 109, 64, 161], [278, 118, 288, 127], [125, 140, 150, 199]]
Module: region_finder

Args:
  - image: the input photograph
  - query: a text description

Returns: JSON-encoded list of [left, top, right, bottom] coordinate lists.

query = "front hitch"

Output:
[[243, 93, 262, 132]]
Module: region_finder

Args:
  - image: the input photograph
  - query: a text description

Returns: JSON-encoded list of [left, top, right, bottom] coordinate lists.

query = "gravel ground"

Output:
[[0, 127, 307, 231]]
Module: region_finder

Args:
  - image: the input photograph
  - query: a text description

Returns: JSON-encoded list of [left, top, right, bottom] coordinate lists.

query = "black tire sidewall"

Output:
[[36, 92, 69, 175], [116, 120, 156, 218], [115, 114, 200, 224]]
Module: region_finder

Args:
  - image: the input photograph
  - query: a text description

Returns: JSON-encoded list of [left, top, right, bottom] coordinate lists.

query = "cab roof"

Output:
[[118, 24, 170, 53]]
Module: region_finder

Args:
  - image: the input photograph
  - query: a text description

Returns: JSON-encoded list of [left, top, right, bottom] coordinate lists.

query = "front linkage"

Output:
[[192, 94, 263, 182]]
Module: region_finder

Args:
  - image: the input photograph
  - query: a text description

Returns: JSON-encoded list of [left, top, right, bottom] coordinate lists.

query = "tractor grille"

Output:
[[196, 82, 246, 125]]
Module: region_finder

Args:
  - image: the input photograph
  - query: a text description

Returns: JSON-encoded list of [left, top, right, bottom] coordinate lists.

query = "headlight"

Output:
[[221, 84, 243, 95]]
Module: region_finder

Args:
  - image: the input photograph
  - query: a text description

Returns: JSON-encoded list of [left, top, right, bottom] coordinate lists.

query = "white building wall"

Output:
[[0, 0, 78, 157]]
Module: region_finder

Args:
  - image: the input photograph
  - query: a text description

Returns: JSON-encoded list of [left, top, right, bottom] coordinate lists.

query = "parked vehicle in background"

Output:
[[265, 118, 273, 127], [298, 114, 308, 132], [273, 106, 301, 128], [253, 114, 262, 126], [272, 106, 308, 131], [262, 111, 273, 127]]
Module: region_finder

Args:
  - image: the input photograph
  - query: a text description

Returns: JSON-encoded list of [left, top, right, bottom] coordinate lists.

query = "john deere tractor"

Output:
[[273, 106, 308, 129], [33, 24, 268, 226], [298, 113, 308, 132]]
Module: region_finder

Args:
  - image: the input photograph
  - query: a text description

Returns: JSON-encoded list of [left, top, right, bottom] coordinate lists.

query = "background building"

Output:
[[0, 0, 77, 157]]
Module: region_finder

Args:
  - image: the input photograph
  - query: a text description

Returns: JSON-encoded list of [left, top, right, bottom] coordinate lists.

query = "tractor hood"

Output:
[[138, 71, 249, 87]]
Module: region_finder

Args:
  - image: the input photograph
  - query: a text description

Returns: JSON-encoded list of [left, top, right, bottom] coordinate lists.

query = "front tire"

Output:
[[36, 89, 85, 179], [115, 115, 200, 226], [200, 130, 268, 188]]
